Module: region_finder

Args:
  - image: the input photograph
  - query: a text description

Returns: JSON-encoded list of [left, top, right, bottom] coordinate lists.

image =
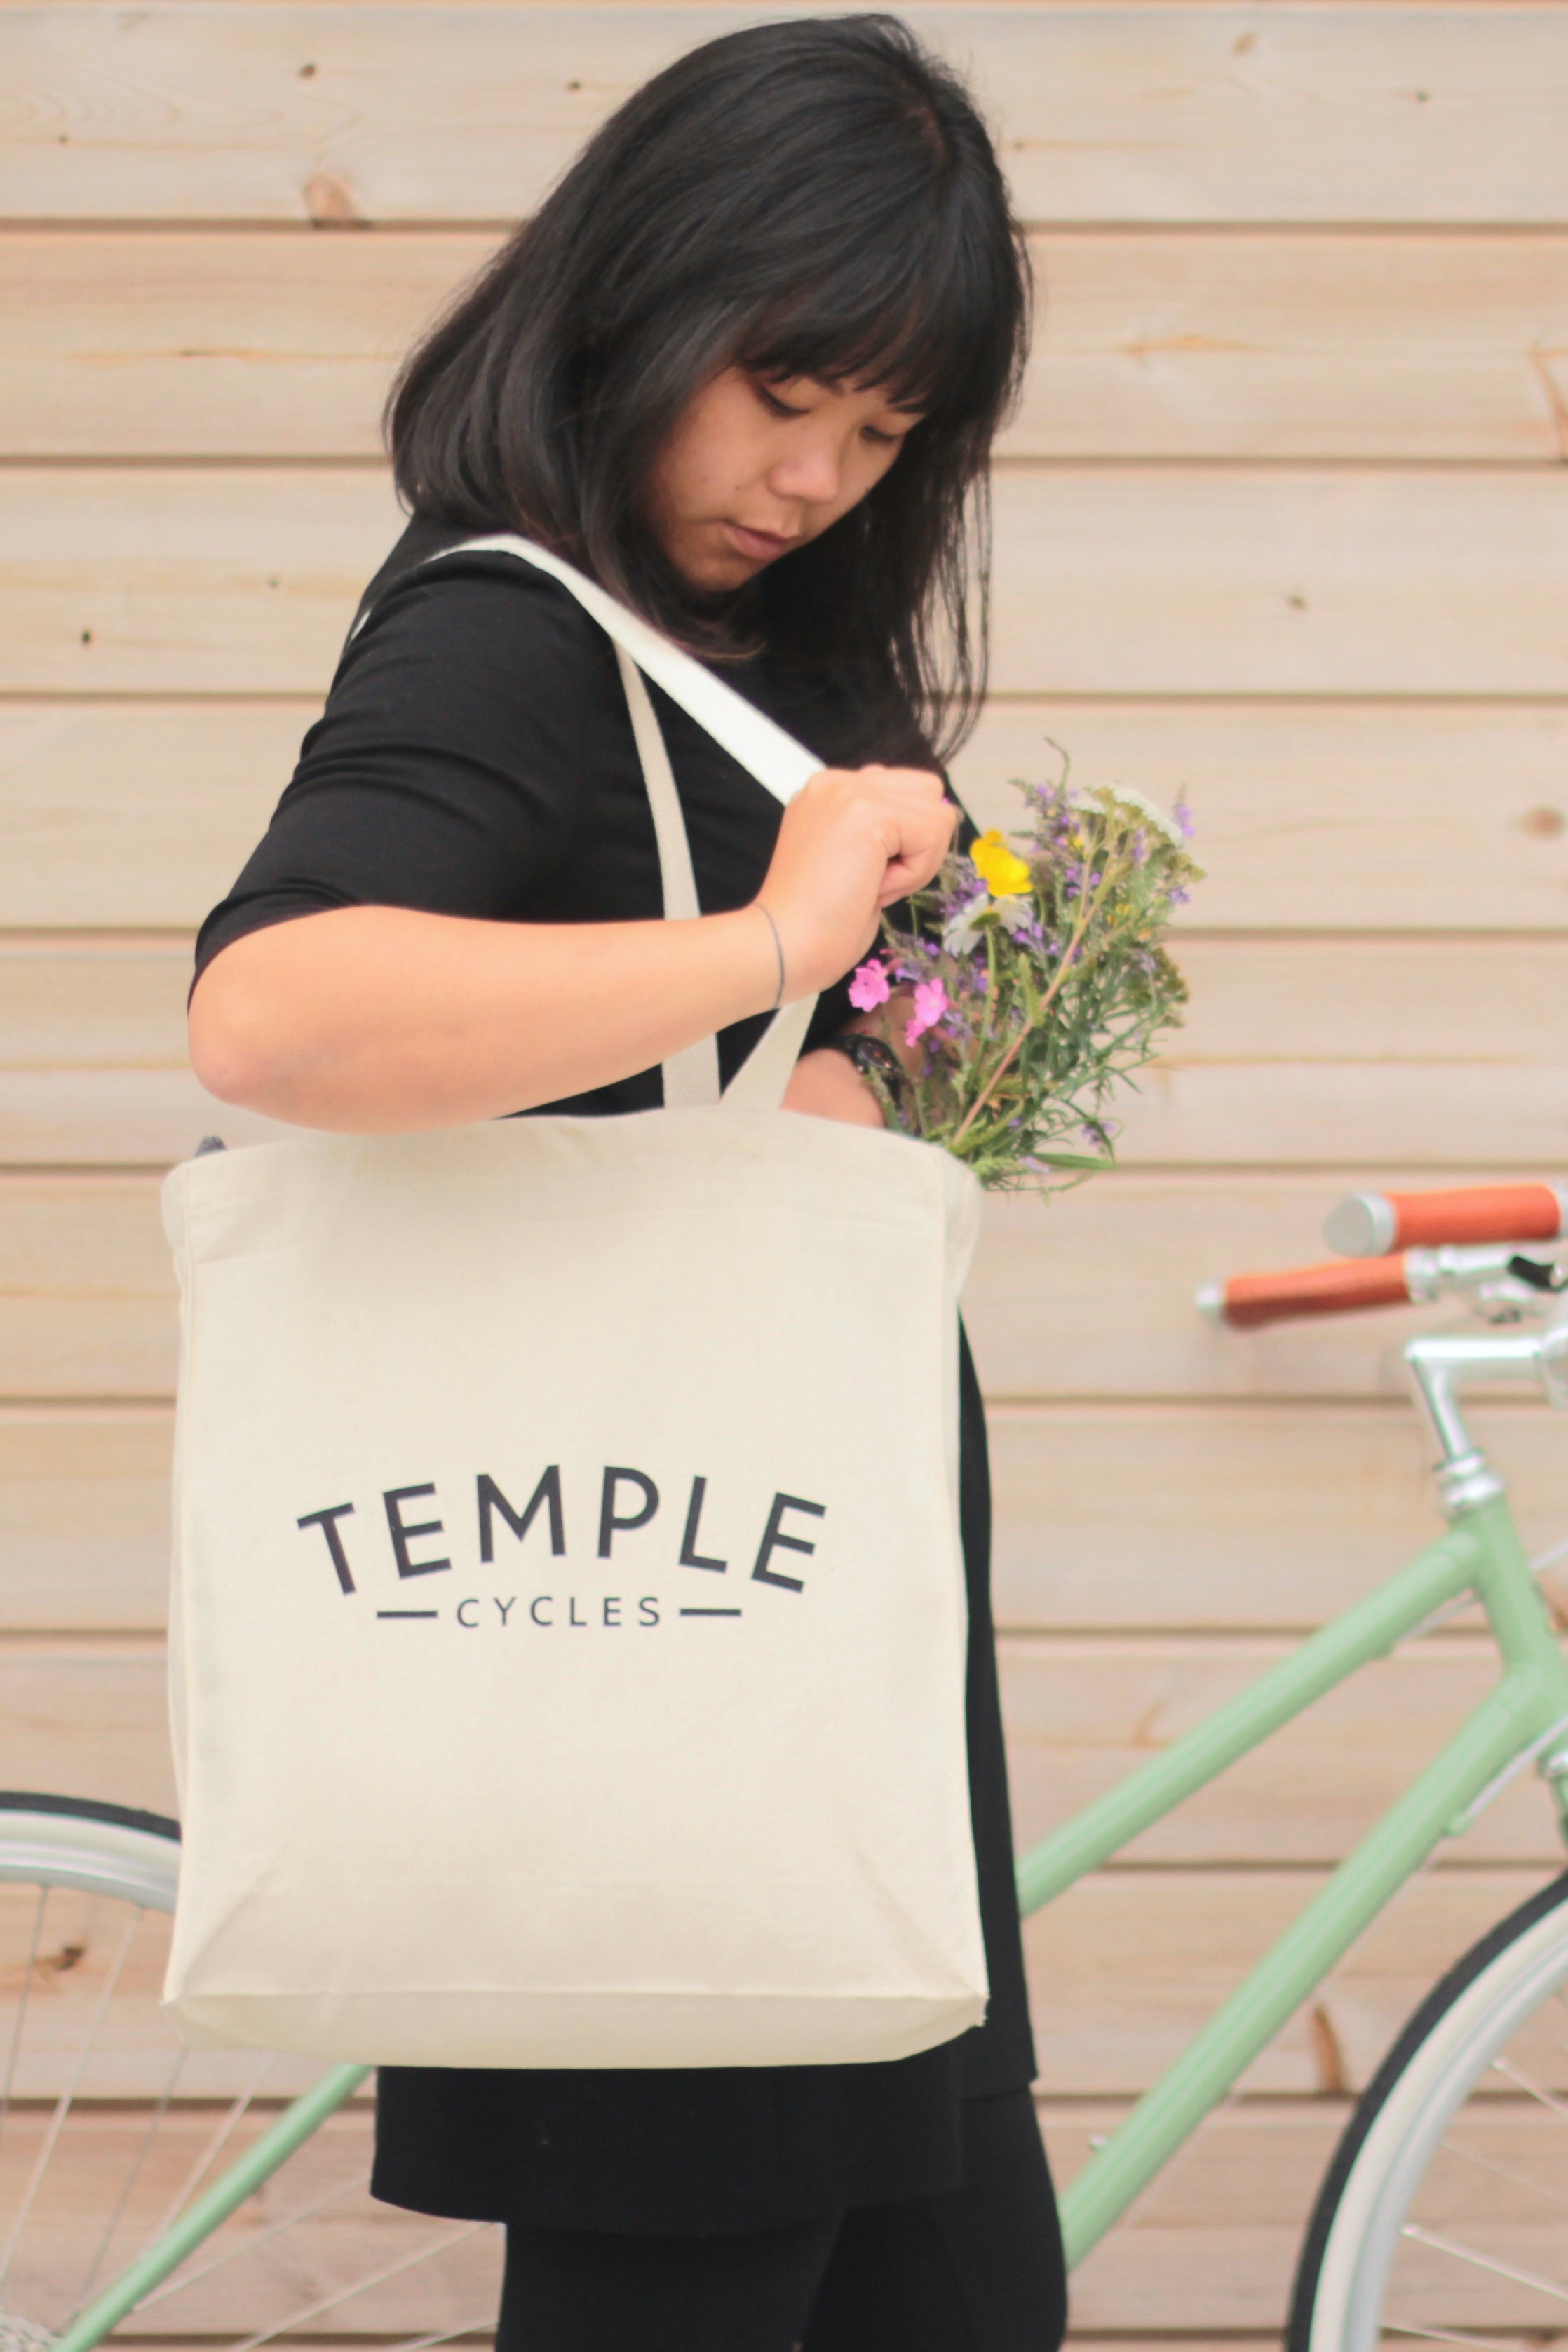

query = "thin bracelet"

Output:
[[756, 902, 786, 1011]]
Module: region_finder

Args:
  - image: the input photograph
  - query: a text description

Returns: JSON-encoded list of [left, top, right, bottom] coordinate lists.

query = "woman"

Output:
[[190, 15, 1064, 2349]]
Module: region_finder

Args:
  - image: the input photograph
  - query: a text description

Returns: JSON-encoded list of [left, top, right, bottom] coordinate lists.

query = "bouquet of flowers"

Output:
[[846, 752, 1203, 1194]]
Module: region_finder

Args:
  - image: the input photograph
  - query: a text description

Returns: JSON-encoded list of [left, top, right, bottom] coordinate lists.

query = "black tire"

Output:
[[1287, 1868, 1568, 2351]]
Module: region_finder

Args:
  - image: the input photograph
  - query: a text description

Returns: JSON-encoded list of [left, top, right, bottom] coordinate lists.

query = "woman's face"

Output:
[[645, 367, 923, 593]]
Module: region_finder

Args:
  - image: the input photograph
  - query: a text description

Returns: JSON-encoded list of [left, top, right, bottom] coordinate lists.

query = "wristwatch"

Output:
[[820, 1031, 910, 1112]]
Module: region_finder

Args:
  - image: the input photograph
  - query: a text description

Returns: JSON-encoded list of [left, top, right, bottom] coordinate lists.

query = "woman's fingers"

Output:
[[758, 764, 956, 994]]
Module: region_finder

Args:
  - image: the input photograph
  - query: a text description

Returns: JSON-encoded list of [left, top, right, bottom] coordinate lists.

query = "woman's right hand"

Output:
[[757, 764, 957, 996]]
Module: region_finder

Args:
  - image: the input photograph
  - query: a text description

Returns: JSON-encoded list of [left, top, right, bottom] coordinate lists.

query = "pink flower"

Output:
[[847, 958, 891, 1011], [905, 978, 948, 1046]]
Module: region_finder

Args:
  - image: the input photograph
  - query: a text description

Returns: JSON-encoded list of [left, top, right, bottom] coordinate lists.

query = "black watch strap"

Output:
[[820, 1031, 909, 1102]]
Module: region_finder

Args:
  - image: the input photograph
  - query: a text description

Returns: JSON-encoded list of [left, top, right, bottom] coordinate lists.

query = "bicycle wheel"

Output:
[[1288, 1868, 1568, 2351], [0, 1793, 501, 2351]]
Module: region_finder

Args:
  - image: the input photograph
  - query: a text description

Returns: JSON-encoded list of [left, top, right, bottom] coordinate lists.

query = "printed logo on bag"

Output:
[[295, 1466, 826, 1628]]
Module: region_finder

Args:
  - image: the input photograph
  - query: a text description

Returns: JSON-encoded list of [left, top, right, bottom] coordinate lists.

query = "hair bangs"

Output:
[[736, 210, 1013, 430]]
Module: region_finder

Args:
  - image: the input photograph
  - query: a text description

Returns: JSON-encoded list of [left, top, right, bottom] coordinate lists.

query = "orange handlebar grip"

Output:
[[1198, 1256, 1416, 1331], [1325, 1183, 1567, 1257]]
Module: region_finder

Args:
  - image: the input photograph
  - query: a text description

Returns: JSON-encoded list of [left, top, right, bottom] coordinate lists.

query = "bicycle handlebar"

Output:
[[1198, 1257, 1417, 1332], [1325, 1182, 1567, 1257]]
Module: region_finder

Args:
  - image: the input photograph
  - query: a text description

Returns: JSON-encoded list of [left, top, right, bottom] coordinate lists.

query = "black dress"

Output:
[[195, 515, 1036, 2238]]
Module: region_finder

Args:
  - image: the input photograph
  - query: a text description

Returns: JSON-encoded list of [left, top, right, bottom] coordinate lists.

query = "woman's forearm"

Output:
[[189, 903, 782, 1130], [190, 764, 958, 1132]]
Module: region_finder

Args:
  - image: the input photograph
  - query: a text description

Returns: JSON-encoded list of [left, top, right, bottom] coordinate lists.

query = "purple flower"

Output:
[[1173, 793, 1194, 840]]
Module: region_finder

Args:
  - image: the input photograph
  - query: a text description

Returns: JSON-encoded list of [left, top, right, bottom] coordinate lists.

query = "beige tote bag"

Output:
[[161, 536, 987, 2069]]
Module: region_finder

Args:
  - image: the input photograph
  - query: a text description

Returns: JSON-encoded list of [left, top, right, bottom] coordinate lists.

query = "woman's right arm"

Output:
[[189, 762, 954, 1133]]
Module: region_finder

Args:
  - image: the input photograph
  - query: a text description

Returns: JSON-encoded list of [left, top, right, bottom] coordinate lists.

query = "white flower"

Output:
[[943, 903, 987, 956], [995, 897, 1038, 938], [1090, 783, 1186, 847]]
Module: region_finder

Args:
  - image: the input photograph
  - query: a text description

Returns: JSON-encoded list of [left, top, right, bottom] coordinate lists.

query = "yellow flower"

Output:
[[971, 830, 1032, 899]]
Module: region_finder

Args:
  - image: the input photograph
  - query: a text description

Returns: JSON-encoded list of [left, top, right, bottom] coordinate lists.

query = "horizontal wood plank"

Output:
[[9, 1400, 1566, 1636], [1051, 2100, 1568, 2334], [967, 1171, 1553, 1401], [11, 1818, 1532, 2106], [0, 468, 400, 697], [7, 935, 1566, 1167], [1026, 1865, 1560, 2097], [9, 466, 1568, 697], [10, 1632, 1562, 1868], [987, 467, 1568, 698], [11, 229, 1568, 463], [6, 7, 1568, 227], [1012, 229, 1568, 463], [6, 2093, 1562, 2337], [4, 1168, 1546, 1401], [956, 700, 1568, 933], [0, 1408, 171, 1630], [0, 229, 490, 461], [991, 1401, 1568, 1632], [1001, 1633, 1568, 1867], [4, 2085, 1564, 2337], [7, 698, 1568, 935]]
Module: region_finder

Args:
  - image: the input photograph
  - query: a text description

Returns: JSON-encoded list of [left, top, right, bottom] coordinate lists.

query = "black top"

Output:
[[197, 515, 1036, 2236]]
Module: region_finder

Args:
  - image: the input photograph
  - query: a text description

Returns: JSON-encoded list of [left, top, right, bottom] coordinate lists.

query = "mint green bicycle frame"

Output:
[[55, 1445, 1568, 2346]]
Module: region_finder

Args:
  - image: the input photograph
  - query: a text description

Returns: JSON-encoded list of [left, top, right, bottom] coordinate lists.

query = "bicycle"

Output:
[[5, 1176, 1568, 2351]]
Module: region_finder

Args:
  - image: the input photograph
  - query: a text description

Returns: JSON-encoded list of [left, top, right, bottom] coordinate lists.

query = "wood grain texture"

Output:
[[0, 1408, 171, 1630], [11, 229, 1568, 462], [1025, 1865, 1559, 2097], [0, 703, 305, 931], [987, 467, 1568, 698], [6, 7, 1568, 226], [1001, 1633, 1568, 1867], [1013, 230, 1568, 462], [5, 1168, 1546, 1401], [10, 466, 1568, 697], [966, 1172, 1551, 1401], [954, 700, 1568, 934], [8, 1631, 1561, 1867], [989, 1400, 1568, 1631], [0, 229, 493, 460], [2, 2087, 1563, 2337], [7, 698, 1568, 934], [1050, 2100, 1568, 2334], [6, 935, 1565, 1167], [7, 1400, 1564, 1637]]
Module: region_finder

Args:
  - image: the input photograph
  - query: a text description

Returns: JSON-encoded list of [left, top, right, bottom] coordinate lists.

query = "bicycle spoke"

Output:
[[0, 1885, 49, 2157], [1440, 2135, 1568, 2215], [382, 2317, 497, 2352], [1385, 2323, 1549, 2350], [135, 2172, 372, 2312], [224, 2218, 494, 2352], [65, 2034, 189, 2319], [137, 2052, 277, 2254], [1400, 2221, 1568, 2305], [0, 1902, 142, 2295], [1489, 2053, 1568, 2123]]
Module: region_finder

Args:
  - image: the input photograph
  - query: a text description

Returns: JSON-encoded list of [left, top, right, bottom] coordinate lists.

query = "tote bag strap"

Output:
[[419, 532, 823, 1111]]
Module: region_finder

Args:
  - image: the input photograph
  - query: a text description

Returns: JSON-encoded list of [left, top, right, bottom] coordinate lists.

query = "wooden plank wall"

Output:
[[5, 4, 1568, 2342]]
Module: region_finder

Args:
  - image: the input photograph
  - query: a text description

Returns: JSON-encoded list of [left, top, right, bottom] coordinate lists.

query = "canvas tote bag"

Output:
[[161, 534, 987, 2069]]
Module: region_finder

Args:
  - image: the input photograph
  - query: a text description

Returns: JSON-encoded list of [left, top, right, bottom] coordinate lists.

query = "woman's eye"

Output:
[[756, 382, 804, 419]]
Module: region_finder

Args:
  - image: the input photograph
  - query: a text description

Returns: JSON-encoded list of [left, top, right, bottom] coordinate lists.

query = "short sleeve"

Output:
[[195, 561, 600, 978]]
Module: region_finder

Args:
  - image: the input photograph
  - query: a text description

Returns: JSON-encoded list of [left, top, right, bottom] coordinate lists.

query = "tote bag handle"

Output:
[[420, 534, 823, 1111]]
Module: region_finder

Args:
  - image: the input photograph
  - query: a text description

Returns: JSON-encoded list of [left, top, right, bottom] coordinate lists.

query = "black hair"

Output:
[[386, 14, 1031, 759]]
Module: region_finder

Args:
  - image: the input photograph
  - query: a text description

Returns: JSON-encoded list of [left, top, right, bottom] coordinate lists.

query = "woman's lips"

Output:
[[722, 521, 795, 563]]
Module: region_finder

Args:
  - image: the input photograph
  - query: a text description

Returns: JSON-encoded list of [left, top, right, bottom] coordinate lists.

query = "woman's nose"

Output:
[[769, 442, 843, 507]]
